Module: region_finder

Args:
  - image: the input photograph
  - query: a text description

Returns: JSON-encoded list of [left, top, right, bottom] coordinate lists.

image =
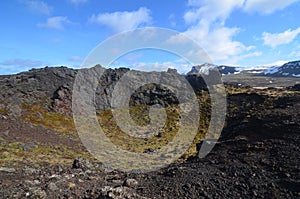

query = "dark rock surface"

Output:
[[0, 66, 299, 198], [0, 66, 76, 104], [51, 84, 73, 115], [0, 66, 210, 112], [0, 116, 299, 198]]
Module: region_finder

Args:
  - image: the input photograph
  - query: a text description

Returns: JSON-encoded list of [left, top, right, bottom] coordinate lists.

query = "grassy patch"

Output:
[[0, 108, 9, 115], [97, 104, 180, 153], [0, 138, 94, 167], [22, 102, 76, 134], [96, 91, 212, 159]]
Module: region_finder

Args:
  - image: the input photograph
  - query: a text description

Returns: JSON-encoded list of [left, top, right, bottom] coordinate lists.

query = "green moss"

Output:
[[29, 144, 94, 165], [22, 102, 76, 134], [0, 141, 26, 165], [0, 108, 9, 115], [96, 91, 212, 159], [97, 104, 180, 153], [181, 91, 211, 158], [0, 139, 93, 167]]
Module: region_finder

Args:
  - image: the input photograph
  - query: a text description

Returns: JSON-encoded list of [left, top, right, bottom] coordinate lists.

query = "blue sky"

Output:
[[1, 0, 300, 74]]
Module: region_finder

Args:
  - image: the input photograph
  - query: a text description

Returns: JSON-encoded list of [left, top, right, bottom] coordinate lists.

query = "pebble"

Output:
[[69, 182, 76, 188], [0, 167, 16, 173], [3, 130, 9, 136], [31, 189, 47, 199], [253, 191, 258, 197], [48, 182, 58, 191], [123, 178, 139, 188]]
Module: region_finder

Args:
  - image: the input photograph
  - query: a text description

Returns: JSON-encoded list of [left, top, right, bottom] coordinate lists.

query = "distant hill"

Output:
[[187, 63, 239, 76], [187, 60, 300, 77], [263, 61, 300, 77]]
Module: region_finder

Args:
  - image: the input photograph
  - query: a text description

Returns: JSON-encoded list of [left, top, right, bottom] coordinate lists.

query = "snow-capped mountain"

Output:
[[187, 63, 218, 75], [187, 63, 239, 76], [187, 61, 300, 77], [264, 61, 300, 77], [219, 65, 240, 75]]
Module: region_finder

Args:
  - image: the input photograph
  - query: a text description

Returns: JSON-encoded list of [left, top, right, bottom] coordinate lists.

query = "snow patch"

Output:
[[249, 70, 263, 74], [188, 63, 218, 75], [264, 66, 280, 75]]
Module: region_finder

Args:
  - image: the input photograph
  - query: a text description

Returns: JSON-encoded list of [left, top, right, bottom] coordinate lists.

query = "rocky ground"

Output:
[[0, 118, 299, 198], [0, 66, 299, 198]]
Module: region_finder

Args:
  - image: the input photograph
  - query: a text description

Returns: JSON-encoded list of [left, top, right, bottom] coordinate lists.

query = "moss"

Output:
[[0, 108, 9, 115], [181, 91, 211, 158], [0, 141, 25, 165], [0, 139, 93, 167], [97, 104, 180, 153], [22, 102, 76, 134], [95, 91, 212, 159]]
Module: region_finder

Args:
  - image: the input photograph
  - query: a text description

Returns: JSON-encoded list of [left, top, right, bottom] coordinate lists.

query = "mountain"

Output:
[[187, 63, 218, 75], [219, 65, 240, 75], [186, 60, 300, 77], [264, 61, 300, 77], [187, 63, 239, 76]]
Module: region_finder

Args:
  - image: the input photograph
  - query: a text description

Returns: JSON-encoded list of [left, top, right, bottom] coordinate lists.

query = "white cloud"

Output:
[[68, 56, 85, 62], [22, 0, 53, 15], [0, 58, 64, 74], [262, 27, 300, 47], [0, 58, 44, 67], [88, 7, 152, 32], [122, 52, 143, 64], [290, 50, 300, 57], [243, 0, 299, 14], [184, 0, 244, 25], [188, 26, 247, 60], [179, 0, 256, 64], [186, 0, 299, 16], [67, 0, 88, 5], [263, 60, 288, 67], [37, 16, 73, 30], [168, 14, 177, 27], [51, 38, 61, 43], [131, 61, 191, 73], [224, 51, 262, 65], [187, 0, 203, 7], [179, 0, 300, 64]]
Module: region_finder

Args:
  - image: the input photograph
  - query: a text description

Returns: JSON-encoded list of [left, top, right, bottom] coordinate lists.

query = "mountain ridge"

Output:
[[187, 60, 300, 77]]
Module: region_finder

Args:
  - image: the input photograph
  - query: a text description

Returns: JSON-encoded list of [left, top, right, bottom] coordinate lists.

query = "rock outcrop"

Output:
[[0, 65, 211, 113]]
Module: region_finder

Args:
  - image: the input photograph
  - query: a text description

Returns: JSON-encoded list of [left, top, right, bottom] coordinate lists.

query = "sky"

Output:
[[1, 0, 300, 74]]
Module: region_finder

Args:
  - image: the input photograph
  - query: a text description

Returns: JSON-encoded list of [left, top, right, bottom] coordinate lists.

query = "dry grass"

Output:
[[0, 138, 94, 167], [22, 101, 76, 134]]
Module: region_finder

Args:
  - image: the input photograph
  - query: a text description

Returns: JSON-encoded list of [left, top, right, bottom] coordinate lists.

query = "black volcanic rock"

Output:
[[0, 66, 77, 105], [129, 83, 179, 107], [0, 65, 210, 114], [51, 84, 72, 115], [291, 84, 300, 91], [75, 66, 210, 110], [185, 74, 207, 92]]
